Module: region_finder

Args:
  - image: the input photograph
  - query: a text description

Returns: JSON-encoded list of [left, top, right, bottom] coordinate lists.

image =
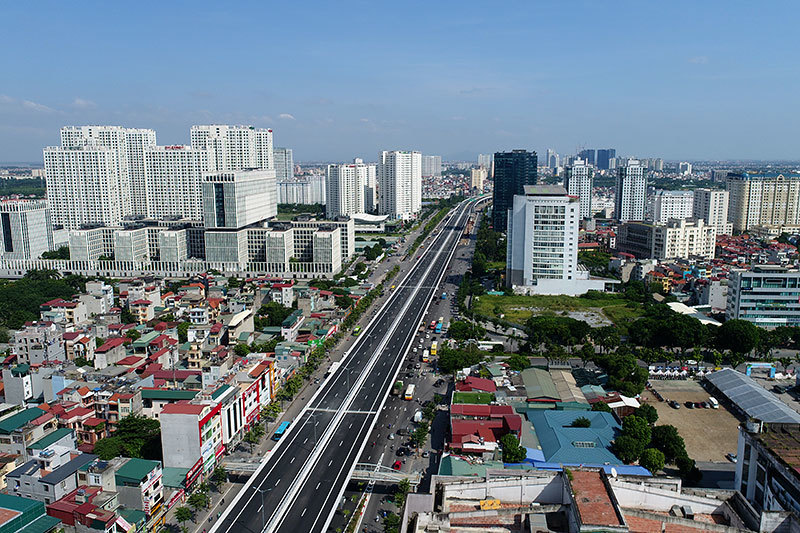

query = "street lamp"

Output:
[[255, 487, 272, 528]]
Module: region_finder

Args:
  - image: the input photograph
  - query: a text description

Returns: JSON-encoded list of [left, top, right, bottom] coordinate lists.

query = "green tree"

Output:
[[639, 448, 665, 473], [622, 415, 652, 445], [187, 492, 209, 513], [92, 415, 162, 460], [126, 329, 141, 340], [448, 320, 486, 341], [211, 466, 228, 487], [613, 435, 645, 464], [243, 429, 261, 452], [505, 353, 530, 371], [234, 343, 251, 357], [651, 425, 686, 463], [41, 246, 70, 260], [177, 322, 190, 343], [383, 512, 401, 533], [437, 346, 484, 374], [499, 434, 526, 463], [571, 417, 591, 428], [716, 319, 760, 355], [120, 308, 136, 324], [592, 401, 612, 413], [635, 404, 659, 425], [174, 507, 193, 527], [412, 422, 429, 447], [394, 478, 411, 508]]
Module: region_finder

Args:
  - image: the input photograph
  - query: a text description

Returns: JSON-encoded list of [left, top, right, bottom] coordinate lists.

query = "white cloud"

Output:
[[0, 94, 14, 104], [22, 100, 54, 112], [359, 118, 370, 123], [72, 98, 96, 109], [279, 113, 295, 120], [688, 56, 709, 64]]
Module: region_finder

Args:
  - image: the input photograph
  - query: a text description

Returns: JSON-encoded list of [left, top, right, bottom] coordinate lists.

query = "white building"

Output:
[[0, 199, 54, 260], [470, 168, 487, 192], [678, 161, 692, 175], [617, 219, 717, 260], [615, 159, 646, 222], [477, 153, 493, 172], [144, 145, 211, 220], [506, 185, 612, 296], [190, 124, 273, 171], [421, 155, 442, 177], [726, 173, 800, 232], [378, 150, 422, 220], [693, 188, 729, 227], [563, 158, 593, 219], [727, 266, 800, 328], [649, 190, 694, 223], [545, 148, 559, 169], [273, 147, 293, 181], [354, 158, 378, 212], [277, 176, 326, 205], [326, 163, 375, 218], [202, 169, 277, 229]]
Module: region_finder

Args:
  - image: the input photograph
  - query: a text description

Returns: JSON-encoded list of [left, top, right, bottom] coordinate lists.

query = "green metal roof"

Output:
[[0, 493, 60, 533], [27, 428, 74, 450], [118, 508, 146, 526], [140, 389, 198, 400], [211, 384, 232, 400], [11, 364, 30, 377], [520, 368, 560, 401], [161, 467, 190, 489], [0, 408, 45, 435], [115, 458, 160, 485], [131, 330, 161, 348], [437, 455, 507, 477]]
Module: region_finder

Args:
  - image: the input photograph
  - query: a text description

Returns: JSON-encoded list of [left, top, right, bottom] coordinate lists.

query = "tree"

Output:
[[505, 354, 530, 371], [412, 422, 429, 448], [651, 425, 686, 463], [592, 401, 612, 413], [635, 404, 659, 425], [448, 320, 485, 341], [41, 246, 70, 260], [676, 454, 696, 478], [591, 326, 620, 353], [383, 512, 401, 533], [613, 435, 645, 464], [243, 429, 261, 452], [120, 308, 136, 324], [717, 319, 760, 355], [211, 466, 228, 487], [394, 478, 411, 508], [499, 434, 526, 463], [622, 415, 652, 445], [255, 302, 296, 329], [234, 343, 251, 357], [334, 295, 352, 309], [126, 329, 141, 340], [93, 414, 162, 460], [639, 448, 665, 473], [571, 417, 592, 428], [174, 507, 193, 527], [187, 492, 209, 513], [437, 346, 484, 374]]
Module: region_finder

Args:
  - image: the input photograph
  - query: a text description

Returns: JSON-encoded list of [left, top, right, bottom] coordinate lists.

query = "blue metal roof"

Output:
[[527, 410, 622, 465]]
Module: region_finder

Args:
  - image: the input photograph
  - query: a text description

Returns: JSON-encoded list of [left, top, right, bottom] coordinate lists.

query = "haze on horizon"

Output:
[[1, 1, 798, 163]]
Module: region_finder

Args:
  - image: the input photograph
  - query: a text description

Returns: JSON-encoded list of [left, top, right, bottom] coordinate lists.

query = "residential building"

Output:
[[563, 158, 593, 219], [14, 322, 65, 365], [615, 159, 646, 222], [469, 167, 487, 192], [272, 147, 293, 181], [477, 153, 493, 172], [726, 173, 800, 232], [0, 199, 55, 260], [143, 145, 211, 220], [7, 452, 97, 505], [353, 158, 378, 212], [114, 458, 163, 517], [159, 402, 223, 482], [113, 227, 148, 263], [617, 219, 717, 260], [378, 150, 422, 220], [693, 188, 730, 227], [545, 148, 559, 169], [189, 125, 273, 172], [326, 163, 372, 218], [277, 176, 326, 205], [421, 155, 442, 177], [506, 186, 612, 296], [596, 148, 616, 170], [491, 149, 538, 231], [727, 265, 800, 328], [711, 169, 731, 183], [648, 189, 694, 223], [679, 161, 692, 175], [0, 493, 61, 533]]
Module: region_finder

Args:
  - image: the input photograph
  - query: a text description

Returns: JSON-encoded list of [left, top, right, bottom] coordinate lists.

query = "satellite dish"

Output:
[[610, 467, 618, 478]]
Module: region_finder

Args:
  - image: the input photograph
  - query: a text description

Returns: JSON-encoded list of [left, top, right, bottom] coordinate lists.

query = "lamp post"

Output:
[[255, 486, 272, 528]]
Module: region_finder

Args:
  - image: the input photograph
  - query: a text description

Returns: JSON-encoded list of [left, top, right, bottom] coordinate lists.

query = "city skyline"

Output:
[[2, 1, 800, 163]]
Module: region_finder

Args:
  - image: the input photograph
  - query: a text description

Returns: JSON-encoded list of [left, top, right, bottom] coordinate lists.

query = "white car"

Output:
[[413, 347, 418, 353]]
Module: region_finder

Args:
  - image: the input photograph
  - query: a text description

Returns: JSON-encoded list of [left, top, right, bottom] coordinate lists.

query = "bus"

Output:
[[431, 341, 438, 356], [429, 320, 437, 330], [404, 384, 416, 401], [272, 420, 291, 441], [422, 349, 430, 363], [353, 326, 362, 336]]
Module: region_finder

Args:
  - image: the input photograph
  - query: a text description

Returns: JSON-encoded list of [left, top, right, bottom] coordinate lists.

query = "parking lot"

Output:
[[642, 380, 740, 462]]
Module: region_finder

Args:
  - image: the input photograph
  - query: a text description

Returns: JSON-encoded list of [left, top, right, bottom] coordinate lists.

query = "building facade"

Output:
[[421, 155, 442, 177], [726, 173, 800, 232], [693, 188, 729, 227], [326, 163, 373, 218], [727, 266, 800, 328], [272, 147, 293, 181], [563, 158, 593, 219], [617, 219, 717, 260], [491, 149, 538, 231], [143, 145, 211, 220], [378, 150, 422, 220], [202, 169, 277, 229], [649, 190, 694, 223], [189, 125, 273, 172], [596, 149, 616, 170], [0, 200, 54, 260], [615, 160, 646, 222]]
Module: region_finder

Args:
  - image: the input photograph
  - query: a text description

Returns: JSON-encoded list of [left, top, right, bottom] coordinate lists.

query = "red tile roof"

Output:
[[571, 470, 624, 528], [161, 401, 205, 415], [455, 376, 497, 393]]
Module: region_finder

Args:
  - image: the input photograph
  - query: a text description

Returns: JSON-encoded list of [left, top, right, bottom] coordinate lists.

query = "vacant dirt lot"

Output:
[[640, 380, 740, 462]]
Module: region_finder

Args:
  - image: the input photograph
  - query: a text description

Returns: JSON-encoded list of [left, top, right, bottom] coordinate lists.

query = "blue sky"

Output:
[[1, 1, 798, 163]]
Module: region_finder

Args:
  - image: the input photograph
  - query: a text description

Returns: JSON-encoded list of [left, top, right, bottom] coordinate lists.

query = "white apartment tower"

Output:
[[693, 188, 729, 227], [355, 158, 378, 212], [378, 150, 422, 220], [273, 147, 294, 181], [326, 163, 376, 218], [190, 125, 273, 171], [726, 173, 800, 232], [144, 146, 211, 220], [615, 160, 646, 222], [649, 190, 694, 223], [564, 158, 593, 219], [421, 155, 442, 177]]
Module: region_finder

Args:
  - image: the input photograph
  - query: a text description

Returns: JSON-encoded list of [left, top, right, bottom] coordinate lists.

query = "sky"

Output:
[[1, 1, 798, 163]]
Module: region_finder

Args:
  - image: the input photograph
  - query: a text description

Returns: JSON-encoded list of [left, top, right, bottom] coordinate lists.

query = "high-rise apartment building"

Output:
[[615, 160, 646, 222], [354, 158, 378, 212], [0, 200, 54, 260], [564, 158, 593, 219], [596, 149, 616, 170], [144, 146, 211, 220], [491, 149, 538, 230], [693, 188, 729, 227], [578, 149, 596, 166], [477, 153, 493, 171], [678, 162, 693, 175], [125, 129, 159, 215], [545, 149, 559, 170], [726, 173, 800, 232], [617, 219, 717, 260], [326, 163, 376, 218], [378, 150, 422, 220], [470, 168, 487, 192], [190, 125, 273, 171], [727, 266, 800, 328], [649, 190, 694, 223], [711, 169, 731, 183], [273, 147, 294, 181], [421, 155, 442, 177]]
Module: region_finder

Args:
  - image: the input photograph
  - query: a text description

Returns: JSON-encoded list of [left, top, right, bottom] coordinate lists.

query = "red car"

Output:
[[392, 460, 402, 470]]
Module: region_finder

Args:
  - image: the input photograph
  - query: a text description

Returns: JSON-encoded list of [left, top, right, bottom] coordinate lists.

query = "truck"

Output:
[[392, 380, 405, 396]]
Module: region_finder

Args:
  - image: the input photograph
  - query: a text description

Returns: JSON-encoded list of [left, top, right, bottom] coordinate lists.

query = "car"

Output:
[[694, 402, 704, 409], [413, 347, 418, 353], [392, 460, 402, 470], [726, 453, 738, 463], [396, 447, 408, 457], [406, 372, 414, 379], [388, 433, 395, 440], [685, 401, 694, 409], [670, 401, 681, 409], [701, 401, 709, 409], [433, 379, 444, 387]]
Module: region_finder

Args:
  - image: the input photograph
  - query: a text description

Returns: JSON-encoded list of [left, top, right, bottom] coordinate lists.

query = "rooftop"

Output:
[[27, 428, 73, 451], [115, 458, 160, 485], [0, 408, 47, 435], [528, 410, 622, 465], [570, 470, 625, 528], [706, 368, 800, 424]]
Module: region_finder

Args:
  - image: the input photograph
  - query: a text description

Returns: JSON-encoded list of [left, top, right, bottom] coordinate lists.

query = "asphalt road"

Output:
[[211, 199, 478, 533]]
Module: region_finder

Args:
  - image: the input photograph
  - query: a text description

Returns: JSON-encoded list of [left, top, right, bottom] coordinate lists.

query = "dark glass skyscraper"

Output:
[[578, 149, 596, 166], [491, 149, 538, 231], [597, 148, 616, 170]]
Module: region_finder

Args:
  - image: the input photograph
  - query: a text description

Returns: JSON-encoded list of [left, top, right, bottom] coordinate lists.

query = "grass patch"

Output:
[[452, 392, 495, 405], [472, 293, 641, 327]]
